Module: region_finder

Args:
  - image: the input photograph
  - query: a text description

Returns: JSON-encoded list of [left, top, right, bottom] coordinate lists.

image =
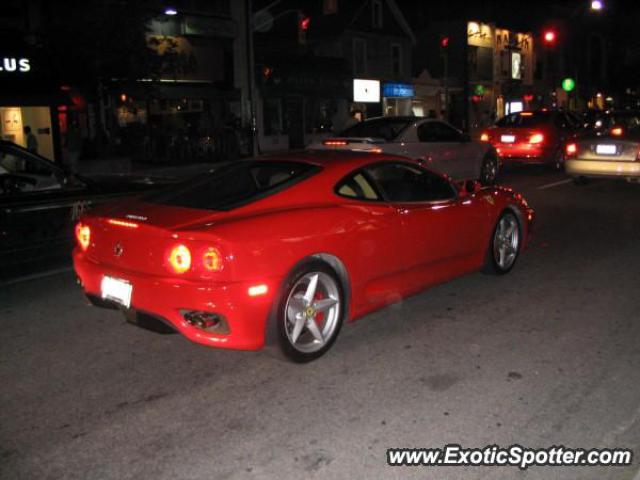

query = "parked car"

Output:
[[0, 141, 176, 280], [481, 110, 581, 169], [73, 150, 534, 362], [565, 110, 640, 184], [308, 116, 500, 185]]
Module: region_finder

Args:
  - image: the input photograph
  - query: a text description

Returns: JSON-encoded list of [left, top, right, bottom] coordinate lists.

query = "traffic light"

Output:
[[543, 30, 556, 45], [298, 12, 310, 44], [440, 36, 450, 49]]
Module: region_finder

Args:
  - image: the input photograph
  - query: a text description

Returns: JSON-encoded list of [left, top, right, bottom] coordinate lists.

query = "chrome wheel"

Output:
[[493, 214, 520, 271], [480, 156, 498, 185], [284, 271, 341, 354]]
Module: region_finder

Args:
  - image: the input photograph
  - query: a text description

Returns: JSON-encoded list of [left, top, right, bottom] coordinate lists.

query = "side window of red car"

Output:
[[366, 162, 456, 203], [335, 172, 381, 201]]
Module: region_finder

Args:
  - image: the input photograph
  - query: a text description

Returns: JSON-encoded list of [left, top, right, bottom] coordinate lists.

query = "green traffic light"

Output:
[[562, 78, 576, 92]]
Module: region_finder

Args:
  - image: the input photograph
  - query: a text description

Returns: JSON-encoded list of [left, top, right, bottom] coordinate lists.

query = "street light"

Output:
[[163, 7, 178, 15], [590, 0, 604, 11]]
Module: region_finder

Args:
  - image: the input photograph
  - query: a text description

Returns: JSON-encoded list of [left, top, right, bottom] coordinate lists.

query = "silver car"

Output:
[[309, 116, 500, 185]]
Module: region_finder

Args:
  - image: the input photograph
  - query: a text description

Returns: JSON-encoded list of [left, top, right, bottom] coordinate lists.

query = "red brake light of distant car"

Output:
[[370, 147, 383, 153], [75, 223, 91, 251], [323, 140, 348, 146], [168, 245, 192, 274], [611, 127, 623, 136], [520, 112, 533, 117], [529, 133, 545, 144], [106, 218, 139, 229], [480, 132, 490, 142], [202, 247, 223, 272], [566, 143, 578, 157]]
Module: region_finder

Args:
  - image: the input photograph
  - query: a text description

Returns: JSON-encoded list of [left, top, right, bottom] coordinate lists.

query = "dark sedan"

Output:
[[0, 141, 175, 280]]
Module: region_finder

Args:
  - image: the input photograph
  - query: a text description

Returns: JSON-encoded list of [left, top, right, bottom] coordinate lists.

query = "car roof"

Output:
[[255, 149, 416, 176]]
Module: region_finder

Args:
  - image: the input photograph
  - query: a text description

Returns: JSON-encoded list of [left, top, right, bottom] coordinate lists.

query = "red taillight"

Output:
[[202, 247, 223, 272], [611, 127, 623, 136], [323, 139, 348, 146], [566, 143, 577, 157], [75, 223, 91, 251], [168, 245, 192, 274], [480, 132, 490, 142], [529, 133, 545, 144]]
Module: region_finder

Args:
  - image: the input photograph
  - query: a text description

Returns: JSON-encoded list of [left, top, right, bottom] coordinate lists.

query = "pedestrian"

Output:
[[24, 126, 38, 153], [65, 120, 83, 172]]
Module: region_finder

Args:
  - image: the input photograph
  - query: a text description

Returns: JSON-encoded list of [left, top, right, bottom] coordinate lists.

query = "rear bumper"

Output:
[[73, 249, 281, 351], [495, 144, 554, 164], [565, 159, 640, 178]]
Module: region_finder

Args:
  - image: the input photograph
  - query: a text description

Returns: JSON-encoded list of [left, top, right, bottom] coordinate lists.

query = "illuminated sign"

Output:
[[0, 57, 31, 73], [382, 83, 414, 98], [353, 79, 380, 103]]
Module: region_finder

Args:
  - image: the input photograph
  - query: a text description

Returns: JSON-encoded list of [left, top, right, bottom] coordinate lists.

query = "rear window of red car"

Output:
[[143, 161, 320, 211], [496, 112, 553, 128]]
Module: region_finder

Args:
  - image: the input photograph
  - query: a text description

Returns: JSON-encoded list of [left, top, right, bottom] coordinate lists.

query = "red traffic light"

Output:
[[543, 30, 556, 44], [440, 36, 450, 48], [300, 15, 311, 31]]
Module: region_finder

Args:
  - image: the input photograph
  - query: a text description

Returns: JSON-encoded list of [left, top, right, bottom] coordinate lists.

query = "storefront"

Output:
[[0, 55, 65, 161], [382, 82, 415, 116], [258, 56, 351, 150]]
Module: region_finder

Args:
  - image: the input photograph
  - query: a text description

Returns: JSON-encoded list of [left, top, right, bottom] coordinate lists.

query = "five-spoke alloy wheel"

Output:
[[277, 261, 345, 362], [484, 212, 521, 275]]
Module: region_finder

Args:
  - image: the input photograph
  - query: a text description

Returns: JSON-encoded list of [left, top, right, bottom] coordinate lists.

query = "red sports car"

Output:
[[73, 151, 534, 362]]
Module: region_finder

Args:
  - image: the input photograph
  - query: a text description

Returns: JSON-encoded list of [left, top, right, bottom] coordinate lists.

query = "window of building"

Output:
[[323, 0, 338, 14], [391, 43, 402, 76], [372, 0, 383, 28], [353, 38, 367, 75]]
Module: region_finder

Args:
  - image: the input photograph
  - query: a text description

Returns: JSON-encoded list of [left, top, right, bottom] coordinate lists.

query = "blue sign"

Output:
[[382, 83, 414, 98]]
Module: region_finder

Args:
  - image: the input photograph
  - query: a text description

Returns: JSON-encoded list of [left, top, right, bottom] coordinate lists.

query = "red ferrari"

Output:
[[73, 151, 534, 362]]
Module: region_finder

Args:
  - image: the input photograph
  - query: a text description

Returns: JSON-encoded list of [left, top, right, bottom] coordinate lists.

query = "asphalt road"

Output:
[[2, 168, 640, 480]]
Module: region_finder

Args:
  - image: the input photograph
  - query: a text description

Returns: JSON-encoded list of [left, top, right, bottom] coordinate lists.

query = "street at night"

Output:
[[2, 169, 640, 479], [3, 0, 640, 478]]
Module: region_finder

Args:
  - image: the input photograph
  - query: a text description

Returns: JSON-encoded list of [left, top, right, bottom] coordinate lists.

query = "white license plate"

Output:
[[101, 276, 133, 308], [501, 135, 516, 143], [596, 144, 617, 155]]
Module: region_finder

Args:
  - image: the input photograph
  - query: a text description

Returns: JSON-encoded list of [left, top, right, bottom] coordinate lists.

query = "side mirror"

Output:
[[458, 179, 481, 197]]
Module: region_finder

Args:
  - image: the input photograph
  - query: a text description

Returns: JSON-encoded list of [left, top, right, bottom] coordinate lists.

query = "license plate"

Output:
[[596, 144, 617, 155], [501, 135, 516, 143], [101, 276, 133, 308]]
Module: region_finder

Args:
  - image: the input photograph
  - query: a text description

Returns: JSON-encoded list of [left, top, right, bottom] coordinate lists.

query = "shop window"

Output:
[[391, 43, 402, 76], [323, 0, 338, 14], [353, 38, 367, 75], [372, 0, 383, 28], [305, 99, 334, 134], [263, 98, 283, 136]]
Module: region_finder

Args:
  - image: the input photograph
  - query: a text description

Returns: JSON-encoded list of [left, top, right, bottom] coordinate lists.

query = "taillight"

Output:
[[480, 132, 490, 142], [529, 133, 545, 144], [611, 127, 623, 137], [323, 139, 348, 146], [566, 143, 577, 157], [75, 223, 91, 251], [202, 247, 223, 272], [168, 245, 192, 274]]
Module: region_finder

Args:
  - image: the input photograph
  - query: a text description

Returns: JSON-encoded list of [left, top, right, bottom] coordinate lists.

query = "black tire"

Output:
[[573, 176, 589, 186], [275, 260, 345, 363], [479, 151, 500, 186], [482, 211, 521, 275], [551, 148, 564, 171]]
